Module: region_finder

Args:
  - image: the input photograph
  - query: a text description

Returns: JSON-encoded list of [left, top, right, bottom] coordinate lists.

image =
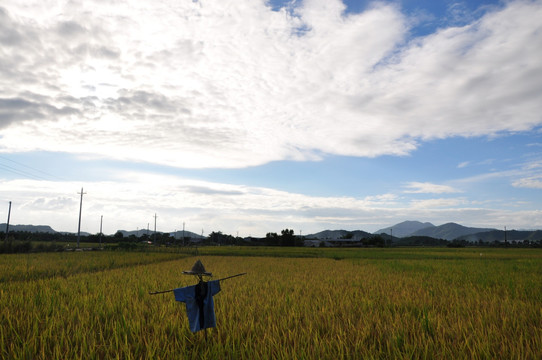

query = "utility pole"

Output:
[[77, 188, 86, 248], [99, 215, 103, 248], [154, 213, 157, 245], [390, 228, 392, 247], [182, 222, 185, 247], [5, 201, 11, 243]]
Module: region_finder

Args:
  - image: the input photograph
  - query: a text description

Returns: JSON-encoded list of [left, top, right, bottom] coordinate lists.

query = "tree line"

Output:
[[2, 228, 541, 254]]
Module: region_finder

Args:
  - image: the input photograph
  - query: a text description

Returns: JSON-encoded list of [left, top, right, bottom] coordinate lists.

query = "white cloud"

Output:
[[409, 197, 468, 208], [524, 160, 542, 170], [1, 171, 540, 236], [0, 0, 540, 168], [0, 174, 402, 235], [508, 157, 542, 188], [403, 181, 461, 194], [512, 176, 542, 189], [363, 193, 398, 204], [457, 158, 496, 169]]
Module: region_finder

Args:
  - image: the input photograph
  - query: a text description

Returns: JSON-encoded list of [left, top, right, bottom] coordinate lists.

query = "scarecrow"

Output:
[[149, 260, 246, 333]]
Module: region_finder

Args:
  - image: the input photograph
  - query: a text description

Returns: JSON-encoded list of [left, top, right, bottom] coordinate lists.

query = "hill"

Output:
[[412, 222, 496, 240], [456, 229, 542, 243], [307, 229, 372, 241], [0, 224, 56, 233], [170, 230, 205, 239], [374, 221, 435, 238]]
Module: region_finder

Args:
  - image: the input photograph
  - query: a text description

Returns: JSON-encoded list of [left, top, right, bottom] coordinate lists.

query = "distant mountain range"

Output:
[[374, 221, 497, 240], [306, 222, 502, 242], [0, 224, 203, 238], [455, 229, 542, 243], [2, 222, 541, 242], [308, 221, 541, 242], [411, 223, 495, 240]]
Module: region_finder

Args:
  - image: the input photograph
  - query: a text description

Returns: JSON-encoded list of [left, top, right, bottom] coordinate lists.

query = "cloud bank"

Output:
[[1, 174, 536, 236], [1, 0, 541, 168], [403, 181, 461, 194]]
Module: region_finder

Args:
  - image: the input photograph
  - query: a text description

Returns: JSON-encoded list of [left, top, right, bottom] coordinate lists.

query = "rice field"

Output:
[[1, 248, 541, 359]]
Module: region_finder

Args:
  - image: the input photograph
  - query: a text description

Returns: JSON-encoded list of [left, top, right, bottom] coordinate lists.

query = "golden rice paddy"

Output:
[[1, 247, 541, 359]]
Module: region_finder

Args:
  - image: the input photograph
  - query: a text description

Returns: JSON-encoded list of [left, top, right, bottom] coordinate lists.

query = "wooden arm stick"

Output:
[[148, 272, 247, 295], [216, 272, 247, 282], [148, 288, 176, 295]]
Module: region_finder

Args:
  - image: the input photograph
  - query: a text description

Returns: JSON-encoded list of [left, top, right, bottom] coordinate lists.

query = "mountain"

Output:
[[374, 221, 435, 238], [412, 222, 496, 240], [4, 222, 538, 243], [456, 230, 542, 243], [0, 224, 56, 233], [170, 230, 205, 239], [307, 229, 372, 240]]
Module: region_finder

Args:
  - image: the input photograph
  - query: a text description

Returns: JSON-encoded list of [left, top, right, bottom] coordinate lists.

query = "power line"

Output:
[[0, 162, 48, 181], [0, 155, 67, 181]]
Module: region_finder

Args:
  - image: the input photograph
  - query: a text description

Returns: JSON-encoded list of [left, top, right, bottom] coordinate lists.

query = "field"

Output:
[[1, 247, 541, 359]]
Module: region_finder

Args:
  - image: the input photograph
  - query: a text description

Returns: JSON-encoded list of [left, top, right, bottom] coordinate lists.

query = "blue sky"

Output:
[[1, 0, 541, 236]]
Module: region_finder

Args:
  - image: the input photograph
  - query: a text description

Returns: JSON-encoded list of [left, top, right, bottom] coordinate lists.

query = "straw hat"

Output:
[[183, 259, 212, 276]]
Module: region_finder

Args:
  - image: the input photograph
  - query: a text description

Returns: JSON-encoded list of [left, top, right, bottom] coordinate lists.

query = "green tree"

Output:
[[266, 232, 279, 246], [281, 229, 296, 247]]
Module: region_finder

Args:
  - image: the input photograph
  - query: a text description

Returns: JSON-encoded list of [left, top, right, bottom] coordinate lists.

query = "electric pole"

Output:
[[77, 188, 86, 248], [5, 201, 11, 243], [99, 215, 103, 248], [154, 213, 157, 245]]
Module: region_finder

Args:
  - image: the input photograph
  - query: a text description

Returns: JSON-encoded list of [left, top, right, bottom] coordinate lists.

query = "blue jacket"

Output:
[[173, 280, 221, 332]]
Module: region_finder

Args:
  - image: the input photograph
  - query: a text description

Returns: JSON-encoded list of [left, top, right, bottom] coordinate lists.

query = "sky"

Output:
[[1, 0, 541, 237]]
